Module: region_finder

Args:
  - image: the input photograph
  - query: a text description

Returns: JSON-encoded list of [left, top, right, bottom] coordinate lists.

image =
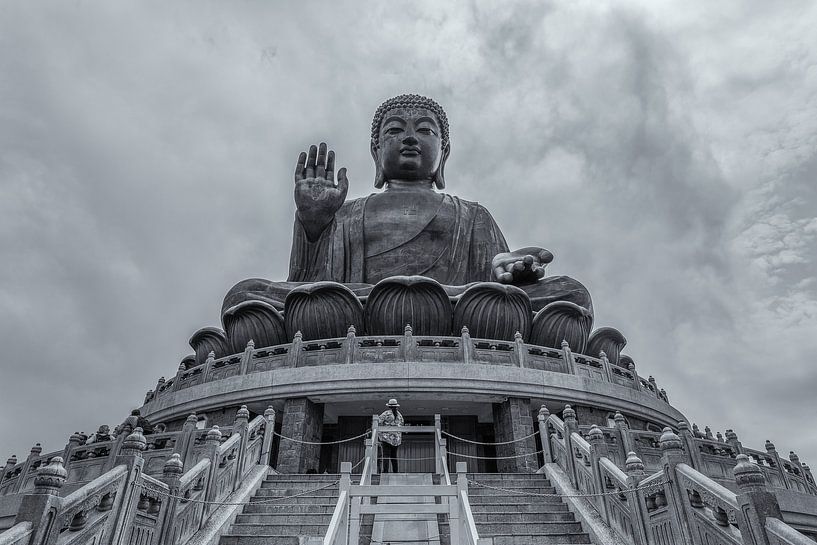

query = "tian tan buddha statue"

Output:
[[216, 94, 595, 354]]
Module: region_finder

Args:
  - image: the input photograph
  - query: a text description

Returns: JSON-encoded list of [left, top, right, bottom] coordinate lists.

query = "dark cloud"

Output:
[[1, 1, 816, 468]]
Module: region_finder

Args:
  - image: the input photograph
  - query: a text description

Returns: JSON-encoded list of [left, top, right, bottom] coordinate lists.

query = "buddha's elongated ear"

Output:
[[371, 139, 385, 189], [434, 142, 451, 190]]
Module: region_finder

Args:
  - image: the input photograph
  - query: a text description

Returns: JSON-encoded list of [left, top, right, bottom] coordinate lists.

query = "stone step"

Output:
[[472, 511, 576, 523], [468, 473, 552, 482], [470, 502, 570, 513], [253, 487, 338, 497], [467, 478, 555, 487], [234, 513, 332, 525], [220, 537, 300, 545], [248, 495, 339, 504], [227, 523, 329, 535], [476, 521, 585, 534], [469, 494, 567, 505], [474, 533, 592, 544], [469, 485, 557, 495], [265, 473, 339, 481], [241, 503, 337, 514]]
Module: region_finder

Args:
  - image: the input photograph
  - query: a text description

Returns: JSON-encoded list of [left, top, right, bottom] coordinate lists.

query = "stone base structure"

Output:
[[492, 397, 537, 473], [277, 397, 323, 474]]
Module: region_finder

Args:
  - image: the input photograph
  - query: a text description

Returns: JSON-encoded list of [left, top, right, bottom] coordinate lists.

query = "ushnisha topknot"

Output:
[[371, 94, 450, 148]]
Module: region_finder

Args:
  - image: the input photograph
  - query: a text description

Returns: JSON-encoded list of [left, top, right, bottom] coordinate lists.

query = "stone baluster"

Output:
[[514, 331, 526, 368], [0, 455, 16, 485], [13, 444, 42, 493], [692, 423, 703, 439], [648, 376, 659, 397], [172, 361, 186, 392], [261, 406, 276, 466], [343, 325, 357, 365], [144, 389, 155, 404], [725, 429, 743, 455], [628, 362, 641, 390], [239, 339, 255, 376], [764, 440, 790, 490], [658, 427, 695, 545], [203, 351, 216, 381], [734, 454, 783, 545], [338, 462, 352, 541], [158, 453, 183, 545], [233, 405, 251, 489], [203, 426, 223, 518], [460, 326, 473, 365], [109, 428, 148, 545], [286, 331, 303, 368], [704, 426, 714, 440], [613, 412, 634, 464], [659, 388, 669, 402], [371, 415, 379, 475], [61, 431, 85, 472], [13, 456, 67, 545], [172, 414, 199, 468], [561, 340, 577, 375], [586, 425, 610, 520], [562, 405, 579, 486], [156, 376, 166, 398], [678, 422, 704, 470], [625, 452, 650, 545], [403, 324, 417, 361], [599, 351, 613, 382], [537, 405, 552, 463]]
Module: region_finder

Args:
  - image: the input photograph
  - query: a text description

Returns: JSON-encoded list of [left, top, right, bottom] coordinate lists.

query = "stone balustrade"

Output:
[[0, 407, 275, 545], [540, 408, 815, 544], [147, 327, 665, 406]]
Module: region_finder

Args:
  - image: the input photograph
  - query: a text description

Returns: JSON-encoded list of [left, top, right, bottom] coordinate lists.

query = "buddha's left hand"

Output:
[[492, 247, 553, 285]]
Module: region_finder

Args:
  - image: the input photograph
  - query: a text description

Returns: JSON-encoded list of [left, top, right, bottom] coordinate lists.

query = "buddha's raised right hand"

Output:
[[294, 142, 349, 241]]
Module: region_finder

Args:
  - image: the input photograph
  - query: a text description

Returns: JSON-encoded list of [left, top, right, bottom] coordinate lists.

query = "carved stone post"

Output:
[[233, 405, 250, 490], [403, 324, 417, 361], [599, 351, 613, 382], [537, 405, 552, 464], [343, 325, 357, 365], [460, 326, 473, 365], [109, 428, 147, 545], [239, 339, 255, 376], [371, 415, 379, 476], [625, 452, 650, 545], [514, 331, 526, 368], [587, 425, 610, 520], [613, 412, 634, 464], [61, 431, 84, 472], [734, 454, 782, 545], [203, 426, 223, 519], [13, 456, 67, 545], [678, 421, 704, 470], [173, 414, 199, 468], [285, 331, 303, 368], [13, 444, 42, 493], [725, 429, 743, 455], [0, 455, 16, 487], [658, 428, 695, 545], [764, 440, 790, 490], [561, 340, 577, 375], [562, 405, 579, 486], [158, 453, 183, 545], [261, 406, 276, 466]]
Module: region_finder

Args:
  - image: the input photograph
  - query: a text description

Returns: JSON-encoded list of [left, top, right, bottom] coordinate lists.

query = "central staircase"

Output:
[[221, 472, 593, 545]]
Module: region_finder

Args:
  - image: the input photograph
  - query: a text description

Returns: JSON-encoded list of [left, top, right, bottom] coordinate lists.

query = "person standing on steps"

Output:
[[378, 399, 404, 473]]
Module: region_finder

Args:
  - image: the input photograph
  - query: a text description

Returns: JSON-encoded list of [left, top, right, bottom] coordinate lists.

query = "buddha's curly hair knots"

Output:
[[371, 94, 450, 148]]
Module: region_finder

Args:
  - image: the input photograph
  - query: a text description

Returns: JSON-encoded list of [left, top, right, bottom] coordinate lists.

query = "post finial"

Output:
[[659, 427, 682, 452], [33, 456, 67, 495], [734, 454, 766, 492], [625, 451, 644, 473], [163, 453, 184, 478]]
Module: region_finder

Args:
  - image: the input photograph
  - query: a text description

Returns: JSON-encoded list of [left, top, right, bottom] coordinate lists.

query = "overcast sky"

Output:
[[1, 1, 816, 468]]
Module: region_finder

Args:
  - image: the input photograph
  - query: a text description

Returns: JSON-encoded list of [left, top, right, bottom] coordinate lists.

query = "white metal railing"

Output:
[[323, 414, 485, 545]]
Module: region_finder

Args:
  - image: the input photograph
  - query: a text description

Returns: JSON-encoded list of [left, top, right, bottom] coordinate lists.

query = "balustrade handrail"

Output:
[[0, 522, 32, 545], [459, 490, 480, 545], [599, 457, 628, 488], [60, 464, 128, 510], [323, 490, 348, 545], [766, 517, 816, 545], [179, 458, 210, 489], [676, 462, 738, 509]]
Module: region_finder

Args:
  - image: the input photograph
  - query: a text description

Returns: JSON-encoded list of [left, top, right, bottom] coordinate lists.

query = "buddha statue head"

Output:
[[370, 94, 451, 190]]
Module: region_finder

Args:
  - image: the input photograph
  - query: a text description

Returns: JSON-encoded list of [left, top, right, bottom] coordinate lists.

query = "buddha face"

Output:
[[373, 107, 448, 186]]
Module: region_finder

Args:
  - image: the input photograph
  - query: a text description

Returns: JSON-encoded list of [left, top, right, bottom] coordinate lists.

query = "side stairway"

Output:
[[220, 473, 340, 545], [461, 473, 593, 545]]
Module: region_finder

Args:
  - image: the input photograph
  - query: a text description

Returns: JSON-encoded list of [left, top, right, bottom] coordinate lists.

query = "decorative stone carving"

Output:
[[223, 300, 286, 353], [121, 428, 147, 454], [285, 282, 364, 341], [189, 327, 229, 366], [365, 276, 451, 336], [34, 456, 67, 495], [587, 327, 627, 366], [659, 427, 682, 452], [530, 301, 592, 353], [163, 453, 184, 478], [734, 454, 766, 491], [180, 354, 196, 370], [452, 282, 531, 341]]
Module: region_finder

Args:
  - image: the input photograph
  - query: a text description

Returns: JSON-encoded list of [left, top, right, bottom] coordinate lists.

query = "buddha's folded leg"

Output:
[[221, 278, 376, 317], [518, 275, 594, 315]]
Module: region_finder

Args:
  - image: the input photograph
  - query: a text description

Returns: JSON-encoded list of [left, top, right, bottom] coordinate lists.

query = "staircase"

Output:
[[220, 473, 340, 545], [463, 473, 592, 545]]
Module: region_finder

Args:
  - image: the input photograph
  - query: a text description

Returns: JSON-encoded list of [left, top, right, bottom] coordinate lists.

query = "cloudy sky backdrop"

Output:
[[1, 1, 816, 465]]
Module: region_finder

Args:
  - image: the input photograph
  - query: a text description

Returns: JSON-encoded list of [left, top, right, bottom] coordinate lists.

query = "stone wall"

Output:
[[492, 397, 537, 473], [276, 397, 324, 473]]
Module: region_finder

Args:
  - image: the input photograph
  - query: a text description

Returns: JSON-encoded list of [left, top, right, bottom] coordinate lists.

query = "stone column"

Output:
[[277, 397, 324, 474], [492, 397, 537, 473]]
